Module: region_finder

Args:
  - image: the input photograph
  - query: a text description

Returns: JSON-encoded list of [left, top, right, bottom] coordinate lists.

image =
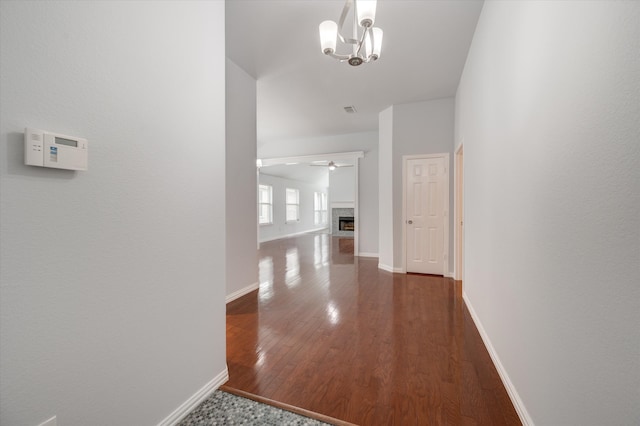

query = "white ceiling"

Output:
[[259, 159, 355, 186], [260, 163, 329, 186], [226, 0, 484, 146]]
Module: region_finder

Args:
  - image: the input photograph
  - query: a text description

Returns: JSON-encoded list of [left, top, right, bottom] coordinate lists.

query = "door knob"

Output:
[[408, 220, 413, 224]]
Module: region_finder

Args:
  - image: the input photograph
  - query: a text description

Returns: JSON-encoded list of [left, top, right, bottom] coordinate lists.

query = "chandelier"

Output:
[[319, 0, 383, 66]]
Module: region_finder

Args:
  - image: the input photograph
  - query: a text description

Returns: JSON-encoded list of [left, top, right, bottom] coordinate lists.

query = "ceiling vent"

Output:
[[343, 106, 357, 114]]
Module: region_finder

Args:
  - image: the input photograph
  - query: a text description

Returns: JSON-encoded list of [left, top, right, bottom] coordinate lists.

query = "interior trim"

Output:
[[157, 367, 229, 426], [226, 282, 260, 304], [463, 292, 534, 426], [220, 386, 358, 426], [259, 151, 364, 167]]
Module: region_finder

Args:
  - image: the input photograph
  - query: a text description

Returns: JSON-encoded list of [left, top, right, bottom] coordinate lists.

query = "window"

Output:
[[314, 192, 328, 225], [285, 188, 299, 222], [258, 184, 273, 225]]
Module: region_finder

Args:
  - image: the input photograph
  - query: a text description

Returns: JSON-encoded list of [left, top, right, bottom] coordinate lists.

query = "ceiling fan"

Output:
[[309, 160, 353, 171]]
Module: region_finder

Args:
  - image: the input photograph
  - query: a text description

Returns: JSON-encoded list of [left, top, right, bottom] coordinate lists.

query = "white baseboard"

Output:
[[226, 282, 259, 304], [462, 292, 534, 426], [454, 272, 460, 281], [444, 271, 454, 278], [378, 263, 394, 273], [158, 367, 229, 426], [259, 227, 328, 243], [37, 416, 57, 426], [357, 252, 379, 258], [378, 263, 404, 273]]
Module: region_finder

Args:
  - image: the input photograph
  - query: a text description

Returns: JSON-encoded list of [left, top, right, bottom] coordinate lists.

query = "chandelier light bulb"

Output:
[[319, 20, 338, 54], [356, 0, 377, 27], [365, 28, 382, 59], [371, 27, 383, 59]]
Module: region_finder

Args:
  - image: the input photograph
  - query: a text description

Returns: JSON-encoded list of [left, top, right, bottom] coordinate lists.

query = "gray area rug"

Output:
[[178, 390, 330, 425]]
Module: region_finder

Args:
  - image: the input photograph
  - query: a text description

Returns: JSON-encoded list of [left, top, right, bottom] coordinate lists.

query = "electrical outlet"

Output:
[[38, 416, 56, 426]]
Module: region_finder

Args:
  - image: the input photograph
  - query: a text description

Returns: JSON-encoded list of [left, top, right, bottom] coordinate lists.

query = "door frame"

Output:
[[402, 153, 450, 276], [454, 143, 464, 281]]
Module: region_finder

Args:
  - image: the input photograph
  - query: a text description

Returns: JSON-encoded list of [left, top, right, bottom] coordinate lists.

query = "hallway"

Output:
[[225, 233, 520, 425]]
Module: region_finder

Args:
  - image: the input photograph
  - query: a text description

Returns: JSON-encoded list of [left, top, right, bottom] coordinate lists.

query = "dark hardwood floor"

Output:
[[226, 232, 520, 425]]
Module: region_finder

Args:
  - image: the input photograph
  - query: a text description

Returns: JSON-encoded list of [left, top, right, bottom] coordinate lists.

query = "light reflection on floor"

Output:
[[325, 300, 340, 325], [313, 234, 329, 268], [227, 232, 519, 425], [258, 256, 273, 302], [284, 246, 300, 288], [256, 232, 354, 321]]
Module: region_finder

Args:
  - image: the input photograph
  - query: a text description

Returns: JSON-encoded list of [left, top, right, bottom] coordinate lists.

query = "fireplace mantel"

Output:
[[331, 202, 355, 209]]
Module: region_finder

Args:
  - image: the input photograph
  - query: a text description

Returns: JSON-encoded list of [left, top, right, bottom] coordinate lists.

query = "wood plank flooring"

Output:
[[226, 233, 520, 425]]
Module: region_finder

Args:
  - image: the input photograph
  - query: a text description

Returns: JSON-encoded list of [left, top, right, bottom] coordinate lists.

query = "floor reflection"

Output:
[[313, 234, 329, 268], [257, 256, 273, 302], [284, 246, 300, 288], [325, 300, 340, 326], [331, 236, 354, 265], [226, 232, 520, 425]]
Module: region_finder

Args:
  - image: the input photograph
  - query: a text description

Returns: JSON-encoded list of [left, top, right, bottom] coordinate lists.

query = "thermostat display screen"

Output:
[[55, 137, 77, 147]]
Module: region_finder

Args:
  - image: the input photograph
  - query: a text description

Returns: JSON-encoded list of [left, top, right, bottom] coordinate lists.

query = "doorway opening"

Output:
[[257, 151, 364, 255]]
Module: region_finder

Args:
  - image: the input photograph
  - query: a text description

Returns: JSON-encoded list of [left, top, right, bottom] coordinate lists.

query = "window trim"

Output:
[[314, 191, 328, 225], [258, 184, 273, 225], [285, 187, 300, 223]]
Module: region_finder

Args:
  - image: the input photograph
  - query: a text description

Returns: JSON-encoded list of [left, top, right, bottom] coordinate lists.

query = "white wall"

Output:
[[455, 1, 640, 425], [226, 59, 258, 300], [259, 132, 379, 255], [259, 174, 328, 242], [381, 98, 456, 272], [0, 2, 227, 425], [329, 167, 355, 203], [378, 107, 394, 268], [357, 142, 379, 256]]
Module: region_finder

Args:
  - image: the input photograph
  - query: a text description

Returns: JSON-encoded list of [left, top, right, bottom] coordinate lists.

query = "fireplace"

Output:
[[332, 207, 354, 236], [339, 216, 355, 232]]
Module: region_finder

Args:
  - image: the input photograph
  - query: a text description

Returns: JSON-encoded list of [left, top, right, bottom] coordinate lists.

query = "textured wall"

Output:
[[0, 2, 227, 425], [378, 107, 394, 268], [226, 59, 259, 298], [391, 98, 455, 272], [456, 1, 640, 424], [329, 167, 355, 204]]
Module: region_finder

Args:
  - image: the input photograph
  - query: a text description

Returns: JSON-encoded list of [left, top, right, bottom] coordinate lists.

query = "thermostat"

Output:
[[24, 128, 88, 171]]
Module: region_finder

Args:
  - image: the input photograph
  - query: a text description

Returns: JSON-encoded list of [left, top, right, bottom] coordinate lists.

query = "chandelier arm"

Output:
[[326, 51, 352, 61], [352, 0, 358, 56], [354, 26, 369, 57], [361, 28, 377, 62], [337, 0, 360, 45], [336, 0, 351, 43]]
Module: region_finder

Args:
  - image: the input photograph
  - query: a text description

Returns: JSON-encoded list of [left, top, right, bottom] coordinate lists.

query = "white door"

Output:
[[406, 156, 446, 275]]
